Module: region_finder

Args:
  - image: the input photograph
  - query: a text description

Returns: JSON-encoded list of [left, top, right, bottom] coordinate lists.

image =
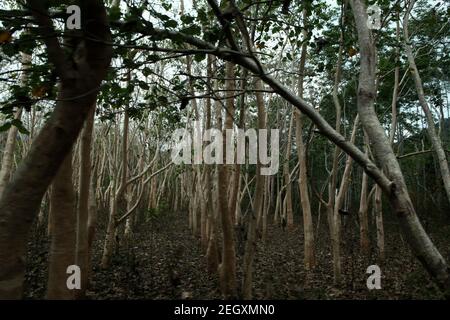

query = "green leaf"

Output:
[[148, 54, 160, 62], [194, 53, 206, 62], [109, 6, 121, 21], [0, 122, 11, 132], [138, 81, 150, 90], [182, 24, 201, 36], [164, 19, 178, 28], [197, 8, 208, 24], [181, 15, 195, 25], [142, 67, 152, 76], [11, 119, 29, 135], [1, 42, 17, 57]]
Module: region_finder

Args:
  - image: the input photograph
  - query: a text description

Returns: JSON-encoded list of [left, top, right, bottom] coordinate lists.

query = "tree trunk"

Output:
[[101, 110, 129, 269], [326, 2, 346, 284], [295, 14, 316, 270], [374, 184, 384, 263], [75, 105, 95, 298], [403, 0, 450, 207], [218, 62, 237, 299], [358, 166, 370, 256], [0, 108, 23, 196], [205, 56, 220, 272], [283, 114, 294, 230], [0, 51, 31, 195], [0, 0, 111, 298], [350, 0, 450, 294], [47, 150, 76, 299], [242, 78, 266, 299]]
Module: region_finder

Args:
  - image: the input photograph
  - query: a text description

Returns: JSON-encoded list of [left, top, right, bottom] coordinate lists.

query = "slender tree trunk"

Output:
[[325, 2, 346, 284], [242, 78, 266, 299], [403, 0, 450, 207], [218, 62, 237, 298], [47, 150, 76, 299], [75, 105, 95, 298], [295, 14, 315, 270], [358, 160, 370, 256], [374, 185, 384, 263], [283, 114, 294, 230], [0, 52, 31, 195], [0, 108, 23, 196], [205, 56, 220, 271], [87, 170, 97, 252], [101, 110, 129, 269], [262, 176, 269, 243], [228, 70, 247, 226]]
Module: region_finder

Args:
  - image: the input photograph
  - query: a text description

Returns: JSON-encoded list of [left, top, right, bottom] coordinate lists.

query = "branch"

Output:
[[125, 147, 160, 187], [397, 149, 450, 159], [206, 0, 240, 51], [116, 162, 173, 226], [25, 0, 74, 81], [141, 28, 393, 194]]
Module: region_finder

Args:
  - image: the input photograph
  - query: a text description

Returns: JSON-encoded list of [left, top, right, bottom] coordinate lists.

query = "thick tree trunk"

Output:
[[350, 0, 450, 294], [0, 0, 111, 298]]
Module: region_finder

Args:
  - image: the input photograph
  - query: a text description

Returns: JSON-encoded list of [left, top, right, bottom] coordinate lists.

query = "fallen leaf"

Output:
[[0, 30, 12, 44]]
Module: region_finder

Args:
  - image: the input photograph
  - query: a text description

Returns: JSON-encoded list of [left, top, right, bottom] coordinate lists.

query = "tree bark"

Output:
[[403, 0, 450, 207], [0, 0, 112, 298], [295, 13, 315, 270], [205, 56, 220, 272], [75, 105, 95, 298], [358, 154, 370, 256], [218, 62, 237, 299], [101, 109, 129, 269], [46, 150, 76, 299], [350, 0, 450, 294], [374, 184, 384, 263], [242, 78, 266, 299], [283, 114, 294, 230], [0, 52, 31, 195]]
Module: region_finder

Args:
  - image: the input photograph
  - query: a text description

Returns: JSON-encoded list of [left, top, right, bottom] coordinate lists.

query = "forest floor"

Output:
[[24, 210, 450, 300]]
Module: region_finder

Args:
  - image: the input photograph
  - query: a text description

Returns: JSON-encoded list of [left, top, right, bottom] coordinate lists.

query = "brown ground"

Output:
[[23, 210, 450, 299]]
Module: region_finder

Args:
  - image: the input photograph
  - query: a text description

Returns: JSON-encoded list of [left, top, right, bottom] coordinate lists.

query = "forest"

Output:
[[0, 0, 449, 301]]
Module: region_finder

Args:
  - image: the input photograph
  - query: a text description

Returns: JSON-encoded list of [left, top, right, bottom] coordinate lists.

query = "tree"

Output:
[[0, 0, 112, 298], [47, 150, 76, 299]]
